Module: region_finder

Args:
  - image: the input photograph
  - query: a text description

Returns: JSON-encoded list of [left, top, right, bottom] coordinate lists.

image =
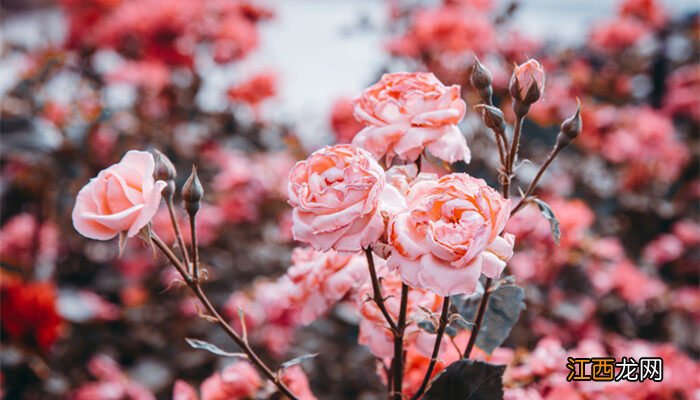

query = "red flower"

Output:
[[1, 280, 63, 351]]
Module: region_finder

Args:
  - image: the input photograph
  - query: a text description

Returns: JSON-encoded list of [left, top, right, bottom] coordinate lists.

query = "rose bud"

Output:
[[509, 59, 545, 106], [470, 57, 493, 104], [153, 149, 177, 199], [182, 166, 204, 216], [556, 102, 582, 148], [474, 104, 506, 134]]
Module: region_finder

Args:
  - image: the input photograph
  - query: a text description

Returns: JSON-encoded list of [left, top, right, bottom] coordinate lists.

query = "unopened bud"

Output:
[[509, 59, 545, 105], [556, 101, 582, 148], [153, 149, 176, 199], [474, 104, 505, 133], [182, 166, 203, 216], [470, 57, 493, 104]]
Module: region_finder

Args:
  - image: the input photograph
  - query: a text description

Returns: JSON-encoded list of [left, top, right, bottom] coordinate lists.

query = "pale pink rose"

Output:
[[280, 366, 316, 400], [510, 59, 545, 102], [286, 247, 367, 325], [72, 150, 167, 240], [200, 361, 261, 400], [387, 173, 513, 296], [351, 72, 470, 164], [288, 144, 403, 252]]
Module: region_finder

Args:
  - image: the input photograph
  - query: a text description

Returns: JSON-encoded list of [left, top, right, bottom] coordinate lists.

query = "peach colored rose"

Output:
[[72, 150, 166, 240], [286, 247, 367, 325], [388, 173, 513, 296], [200, 361, 261, 400], [351, 72, 470, 164], [288, 144, 404, 252]]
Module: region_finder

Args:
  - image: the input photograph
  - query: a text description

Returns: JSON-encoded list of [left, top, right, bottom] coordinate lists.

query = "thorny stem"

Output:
[[411, 296, 450, 400], [166, 198, 191, 273], [364, 247, 399, 333], [510, 144, 564, 216], [463, 277, 493, 358], [150, 234, 299, 399], [393, 283, 409, 399], [188, 213, 200, 281]]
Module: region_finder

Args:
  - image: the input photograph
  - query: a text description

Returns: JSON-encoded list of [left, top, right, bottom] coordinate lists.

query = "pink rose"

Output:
[[72, 150, 166, 240], [351, 72, 470, 164], [286, 247, 367, 325], [200, 361, 261, 400], [280, 366, 317, 400], [288, 144, 403, 252], [388, 173, 513, 296]]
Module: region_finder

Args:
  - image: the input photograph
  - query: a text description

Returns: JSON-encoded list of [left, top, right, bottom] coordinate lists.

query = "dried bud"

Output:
[[470, 57, 493, 104], [509, 59, 545, 105], [153, 149, 176, 199], [556, 101, 582, 148], [474, 104, 506, 133], [153, 149, 176, 181], [182, 166, 203, 216]]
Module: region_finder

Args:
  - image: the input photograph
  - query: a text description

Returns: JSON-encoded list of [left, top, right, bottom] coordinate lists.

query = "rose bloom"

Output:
[[288, 144, 403, 252], [73, 150, 167, 240], [0, 213, 59, 269], [200, 361, 261, 400], [226, 72, 277, 109], [590, 17, 650, 52], [71, 355, 154, 400], [280, 366, 317, 400], [351, 72, 470, 164], [388, 173, 513, 296], [286, 247, 367, 325]]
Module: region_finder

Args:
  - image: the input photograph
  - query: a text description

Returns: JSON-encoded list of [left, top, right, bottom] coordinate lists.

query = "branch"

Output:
[[364, 247, 398, 333], [411, 296, 450, 400], [150, 234, 299, 399], [510, 144, 564, 216], [463, 278, 493, 358], [392, 283, 409, 399]]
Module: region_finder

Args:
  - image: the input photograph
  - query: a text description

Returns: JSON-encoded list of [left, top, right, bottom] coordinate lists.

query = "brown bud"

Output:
[[182, 166, 203, 216], [153, 149, 176, 199], [470, 57, 494, 104], [556, 101, 582, 148], [474, 104, 505, 133]]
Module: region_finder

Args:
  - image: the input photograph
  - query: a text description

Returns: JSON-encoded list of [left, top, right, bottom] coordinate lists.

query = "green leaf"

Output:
[[280, 353, 318, 370], [454, 279, 526, 355], [533, 198, 561, 245], [185, 338, 248, 358], [424, 360, 505, 400]]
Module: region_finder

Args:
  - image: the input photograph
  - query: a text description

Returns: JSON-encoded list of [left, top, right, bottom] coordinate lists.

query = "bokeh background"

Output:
[[1, 0, 698, 399]]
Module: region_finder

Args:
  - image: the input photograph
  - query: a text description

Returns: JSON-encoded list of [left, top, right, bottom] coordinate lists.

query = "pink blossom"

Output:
[[280, 366, 317, 400], [663, 65, 700, 122], [387, 6, 495, 60], [590, 17, 651, 52], [329, 97, 364, 144], [619, 0, 667, 27], [288, 144, 403, 252], [173, 380, 198, 400], [642, 234, 684, 266], [200, 361, 261, 400], [0, 213, 59, 270], [286, 247, 367, 324], [612, 261, 666, 305], [71, 355, 154, 400], [388, 173, 513, 296], [226, 72, 277, 110], [351, 72, 470, 164], [72, 150, 167, 240]]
